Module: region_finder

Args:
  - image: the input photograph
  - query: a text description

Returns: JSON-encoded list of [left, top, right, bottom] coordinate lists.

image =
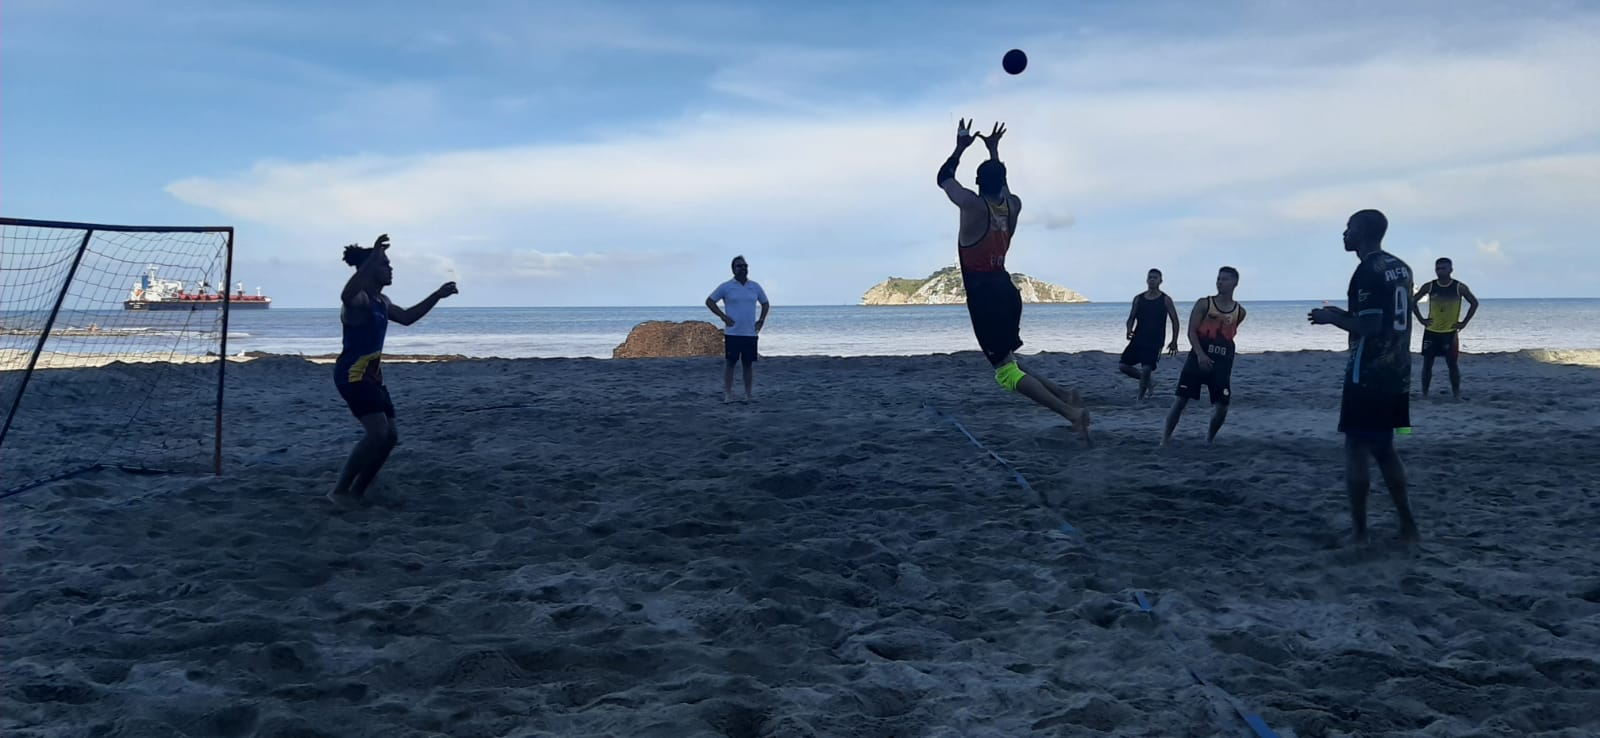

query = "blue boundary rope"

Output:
[[925, 402, 1282, 738]]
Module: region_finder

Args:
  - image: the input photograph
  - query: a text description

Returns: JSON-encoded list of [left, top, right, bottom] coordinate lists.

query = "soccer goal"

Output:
[[1, 218, 238, 496]]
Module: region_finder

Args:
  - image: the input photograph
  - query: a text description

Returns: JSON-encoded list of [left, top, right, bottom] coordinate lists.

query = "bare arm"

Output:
[[341, 274, 370, 312], [981, 121, 1005, 161], [340, 273, 367, 308], [341, 236, 388, 318], [1320, 310, 1383, 338], [1186, 299, 1206, 356], [1126, 297, 1140, 337], [388, 282, 457, 326], [1459, 283, 1480, 327], [1311, 299, 1382, 338], [756, 301, 770, 332], [1166, 296, 1181, 347], [339, 271, 373, 328], [1411, 283, 1429, 325], [938, 117, 981, 208]]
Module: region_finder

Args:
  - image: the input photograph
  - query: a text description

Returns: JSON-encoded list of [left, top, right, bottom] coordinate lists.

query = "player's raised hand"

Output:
[[979, 121, 1006, 153], [956, 118, 976, 150]]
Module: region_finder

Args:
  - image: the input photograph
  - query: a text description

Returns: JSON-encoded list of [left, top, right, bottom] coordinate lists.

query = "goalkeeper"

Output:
[[329, 234, 457, 504]]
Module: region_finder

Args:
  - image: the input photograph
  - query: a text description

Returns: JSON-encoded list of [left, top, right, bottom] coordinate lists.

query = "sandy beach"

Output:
[[3, 349, 1599, 737]]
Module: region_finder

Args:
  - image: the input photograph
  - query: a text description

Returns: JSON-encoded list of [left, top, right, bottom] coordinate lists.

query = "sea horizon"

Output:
[[234, 296, 1600, 310], [7, 298, 1599, 362]]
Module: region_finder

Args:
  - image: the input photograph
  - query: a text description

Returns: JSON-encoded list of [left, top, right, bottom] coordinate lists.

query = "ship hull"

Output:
[[124, 300, 271, 311]]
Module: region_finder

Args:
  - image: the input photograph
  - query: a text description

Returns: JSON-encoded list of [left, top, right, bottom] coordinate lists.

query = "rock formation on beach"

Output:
[[861, 266, 1088, 305], [613, 320, 724, 359]]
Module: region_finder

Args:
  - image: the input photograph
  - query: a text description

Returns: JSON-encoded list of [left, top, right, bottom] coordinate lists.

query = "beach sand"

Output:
[[3, 349, 1599, 737]]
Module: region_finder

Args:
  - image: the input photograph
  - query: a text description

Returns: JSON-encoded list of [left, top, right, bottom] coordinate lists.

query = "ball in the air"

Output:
[[1003, 49, 1028, 75]]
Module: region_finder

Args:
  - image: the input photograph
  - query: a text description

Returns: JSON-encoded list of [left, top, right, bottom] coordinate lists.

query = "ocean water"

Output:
[[11, 298, 1591, 361]]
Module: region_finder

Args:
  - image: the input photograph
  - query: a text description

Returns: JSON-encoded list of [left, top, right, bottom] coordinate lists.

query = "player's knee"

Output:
[[994, 361, 1026, 393]]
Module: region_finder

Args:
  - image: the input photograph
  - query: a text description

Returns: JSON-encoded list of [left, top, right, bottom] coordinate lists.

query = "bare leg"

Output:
[[349, 417, 398, 498], [331, 413, 392, 501], [1344, 435, 1371, 542], [1207, 402, 1230, 443], [1015, 374, 1090, 439], [1445, 353, 1461, 399], [1118, 363, 1141, 381], [1162, 396, 1189, 446], [1004, 364, 1081, 405], [1020, 367, 1082, 408], [1002, 359, 1090, 439], [1139, 366, 1154, 400], [742, 360, 754, 401], [1420, 355, 1435, 397], [723, 361, 736, 403], [1372, 441, 1419, 541]]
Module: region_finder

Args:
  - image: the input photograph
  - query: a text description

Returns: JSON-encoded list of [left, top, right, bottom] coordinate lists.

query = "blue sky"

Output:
[[5, 0, 1598, 307]]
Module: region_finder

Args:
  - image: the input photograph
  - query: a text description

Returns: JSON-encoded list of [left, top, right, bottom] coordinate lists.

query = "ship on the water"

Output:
[[123, 265, 271, 310]]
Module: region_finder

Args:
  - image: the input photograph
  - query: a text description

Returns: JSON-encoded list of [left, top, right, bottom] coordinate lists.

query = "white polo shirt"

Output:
[[709, 278, 769, 337]]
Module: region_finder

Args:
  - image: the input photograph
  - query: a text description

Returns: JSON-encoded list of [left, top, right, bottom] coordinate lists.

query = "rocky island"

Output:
[[861, 266, 1088, 305]]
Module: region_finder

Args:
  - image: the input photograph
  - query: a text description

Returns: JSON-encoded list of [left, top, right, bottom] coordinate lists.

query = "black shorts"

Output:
[[963, 273, 1023, 367], [337, 380, 394, 419], [1120, 340, 1162, 369], [1421, 330, 1459, 360], [1176, 352, 1232, 403], [1339, 386, 1410, 434], [725, 335, 759, 364]]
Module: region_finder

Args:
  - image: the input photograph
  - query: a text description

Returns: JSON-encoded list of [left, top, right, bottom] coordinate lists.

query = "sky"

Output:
[[4, 0, 1599, 307]]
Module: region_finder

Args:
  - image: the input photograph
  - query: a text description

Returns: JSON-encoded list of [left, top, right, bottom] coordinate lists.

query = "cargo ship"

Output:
[[123, 265, 272, 310]]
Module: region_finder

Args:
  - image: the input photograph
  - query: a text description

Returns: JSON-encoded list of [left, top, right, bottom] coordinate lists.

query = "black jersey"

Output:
[[1345, 250, 1414, 395]]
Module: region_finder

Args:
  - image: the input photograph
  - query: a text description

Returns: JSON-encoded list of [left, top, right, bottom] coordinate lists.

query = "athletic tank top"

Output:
[[959, 197, 1013, 273], [336, 295, 388, 385], [1422, 279, 1462, 333], [1132, 293, 1168, 344], [1194, 297, 1242, 359]]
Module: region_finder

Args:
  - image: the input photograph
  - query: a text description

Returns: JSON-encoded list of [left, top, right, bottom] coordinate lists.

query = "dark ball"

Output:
[[1003, 49, 1027, 75]]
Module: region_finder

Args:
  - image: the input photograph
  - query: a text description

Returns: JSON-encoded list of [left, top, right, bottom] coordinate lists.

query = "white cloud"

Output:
[[1478, 239, 1506, 261], [170, 15, 1600, 224], [463, 249, 681, 280], [161, 8, 1600, 303], [1272, 155, 1600, 223]]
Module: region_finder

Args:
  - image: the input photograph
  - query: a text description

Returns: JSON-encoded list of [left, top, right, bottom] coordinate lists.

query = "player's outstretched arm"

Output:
[[390, 282, 458, 326]]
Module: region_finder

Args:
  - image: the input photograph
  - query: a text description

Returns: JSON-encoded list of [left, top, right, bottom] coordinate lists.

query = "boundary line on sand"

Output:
[[923, 402, 1281, 738]]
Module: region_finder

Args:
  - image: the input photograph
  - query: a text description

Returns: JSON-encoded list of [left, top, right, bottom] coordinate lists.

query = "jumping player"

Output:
[[938, 118, 1089, 440]]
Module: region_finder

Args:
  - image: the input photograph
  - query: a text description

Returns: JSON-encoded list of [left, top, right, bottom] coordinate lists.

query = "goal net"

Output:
[[1, 218, 239, 496]]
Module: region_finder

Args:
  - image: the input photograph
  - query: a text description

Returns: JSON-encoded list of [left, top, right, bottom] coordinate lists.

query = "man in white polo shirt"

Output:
[[705, 255, 770, 403]]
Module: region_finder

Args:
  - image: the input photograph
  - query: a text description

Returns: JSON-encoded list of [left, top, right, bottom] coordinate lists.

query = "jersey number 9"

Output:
[[1393, 286, 1409, 332]]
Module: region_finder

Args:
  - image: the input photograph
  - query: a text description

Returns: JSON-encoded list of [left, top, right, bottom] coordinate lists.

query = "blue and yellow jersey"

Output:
[[335, 296, 388, 385]]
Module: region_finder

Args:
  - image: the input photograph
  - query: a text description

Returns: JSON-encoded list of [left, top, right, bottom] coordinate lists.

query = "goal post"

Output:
[[0, 217, 237, 496]]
